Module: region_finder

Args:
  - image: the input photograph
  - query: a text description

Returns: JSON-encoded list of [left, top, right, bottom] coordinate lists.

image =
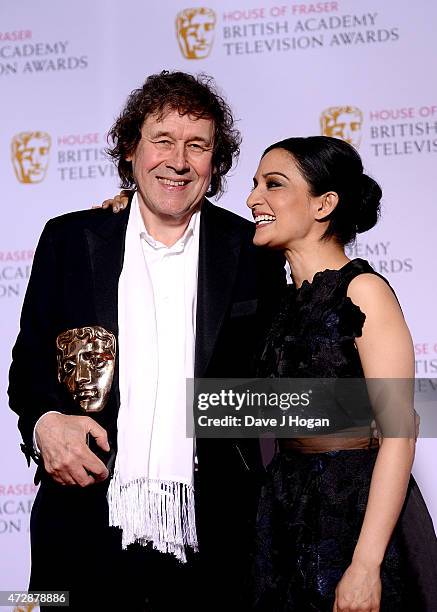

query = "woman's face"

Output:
[[246, 148, 318, 250]]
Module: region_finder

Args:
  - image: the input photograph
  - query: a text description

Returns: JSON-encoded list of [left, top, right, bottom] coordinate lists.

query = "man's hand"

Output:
[[35, 413, 110, 486], [93, 190, 130, 213]]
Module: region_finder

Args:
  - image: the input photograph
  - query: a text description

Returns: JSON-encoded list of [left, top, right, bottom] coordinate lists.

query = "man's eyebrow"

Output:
[[148, 129, 212, 144], [148, 130, 172, 139]]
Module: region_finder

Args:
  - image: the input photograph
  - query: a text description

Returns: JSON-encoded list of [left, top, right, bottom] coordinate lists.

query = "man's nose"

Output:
[[166, 143, 190, 173]]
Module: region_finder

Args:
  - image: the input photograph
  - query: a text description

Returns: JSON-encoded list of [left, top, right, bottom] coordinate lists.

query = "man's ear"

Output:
[[208, 166, 217, 189], [314, 192, 339, 221], [125, 146, 136, 163]]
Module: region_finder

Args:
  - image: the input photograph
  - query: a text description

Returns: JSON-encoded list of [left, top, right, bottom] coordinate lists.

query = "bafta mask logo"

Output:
[[57, 326, 116, 413], [11, 131, 51, 184], [320, 106, 364, 148], [176, 7, 216, 59], [13, 605, 38, 612]]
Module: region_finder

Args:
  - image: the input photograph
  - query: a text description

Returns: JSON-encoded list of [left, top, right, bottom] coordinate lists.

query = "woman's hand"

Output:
[[93, 189, 131, 212], [333, 560, 381, 612]]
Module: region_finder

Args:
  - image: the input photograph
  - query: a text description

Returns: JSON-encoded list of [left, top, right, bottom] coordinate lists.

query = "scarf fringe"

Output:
[[107, 469, 198, 563]]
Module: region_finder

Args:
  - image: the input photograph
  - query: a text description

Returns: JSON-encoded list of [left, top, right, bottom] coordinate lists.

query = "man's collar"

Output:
[[133, 192, 200, 252]]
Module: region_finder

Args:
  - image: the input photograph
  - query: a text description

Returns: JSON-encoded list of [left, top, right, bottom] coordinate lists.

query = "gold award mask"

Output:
[[176, 7, 216, 59], [57, 326, 116, 412], [11, 131, 51, 184], [320, 106, 363, 149]]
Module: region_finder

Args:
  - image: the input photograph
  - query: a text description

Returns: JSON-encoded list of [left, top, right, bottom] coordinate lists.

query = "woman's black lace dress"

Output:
[[253, 259, 437, 611]]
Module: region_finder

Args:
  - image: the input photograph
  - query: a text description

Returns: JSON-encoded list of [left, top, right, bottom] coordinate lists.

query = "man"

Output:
[[9, 71, 285, 611]]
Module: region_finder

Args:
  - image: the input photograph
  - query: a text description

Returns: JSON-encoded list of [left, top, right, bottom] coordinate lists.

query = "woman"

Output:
[[101, 136, 437, 611], [247, 136, 437, 611]]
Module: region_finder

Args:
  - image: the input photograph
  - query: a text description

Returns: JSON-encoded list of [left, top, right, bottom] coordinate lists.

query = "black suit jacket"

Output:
[[8, 197, 285, 567]]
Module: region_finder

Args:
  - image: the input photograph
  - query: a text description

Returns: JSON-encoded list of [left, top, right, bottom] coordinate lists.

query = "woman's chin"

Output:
[[253, 234, 268, 247], [253, 226, 271, 246], [253, 230, 280, 249]]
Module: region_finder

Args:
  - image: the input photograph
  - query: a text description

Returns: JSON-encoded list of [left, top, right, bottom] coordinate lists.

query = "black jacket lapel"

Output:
[[85, 202, 131, 335], [195, 200, 241, 377]]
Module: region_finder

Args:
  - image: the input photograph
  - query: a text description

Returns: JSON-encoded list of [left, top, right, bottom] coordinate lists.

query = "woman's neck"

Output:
[[284, 241, 350, 288]]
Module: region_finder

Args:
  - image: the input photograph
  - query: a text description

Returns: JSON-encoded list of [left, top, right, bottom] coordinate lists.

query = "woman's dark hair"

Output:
[[106, 70, 241, 198], [262, 136, 381, 245]]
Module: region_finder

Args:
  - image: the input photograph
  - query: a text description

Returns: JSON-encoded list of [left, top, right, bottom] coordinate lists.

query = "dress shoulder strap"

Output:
[[338, 258, 399, 305], [339, 258, 376, 287]]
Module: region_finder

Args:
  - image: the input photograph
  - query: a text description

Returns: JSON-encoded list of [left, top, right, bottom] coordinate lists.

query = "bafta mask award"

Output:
[[11, 131, 52, 184], [176, 7, 216, 59], [320, 106, 364, 149], [56, 326, 116, 412]]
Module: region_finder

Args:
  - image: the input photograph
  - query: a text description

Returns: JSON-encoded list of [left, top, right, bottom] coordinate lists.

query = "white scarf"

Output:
[[107, 194, 198, 562]]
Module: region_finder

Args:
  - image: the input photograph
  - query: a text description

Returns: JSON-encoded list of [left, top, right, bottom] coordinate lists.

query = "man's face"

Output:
[[12, 132, 51, 183], [127, 109, 214, 226], [177, 8, 216, 59], [58, 335, 115, 412]]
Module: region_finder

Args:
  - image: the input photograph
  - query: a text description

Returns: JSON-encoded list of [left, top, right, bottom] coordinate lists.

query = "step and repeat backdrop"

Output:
[[1, 0, 436, 604]]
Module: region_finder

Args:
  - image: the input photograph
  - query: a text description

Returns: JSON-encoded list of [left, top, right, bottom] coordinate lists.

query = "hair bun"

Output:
[[356, 174, 381, 233]]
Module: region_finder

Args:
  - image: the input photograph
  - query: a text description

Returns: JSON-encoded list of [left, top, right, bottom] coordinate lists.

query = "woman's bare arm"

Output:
[[334, 273, 415, 612]]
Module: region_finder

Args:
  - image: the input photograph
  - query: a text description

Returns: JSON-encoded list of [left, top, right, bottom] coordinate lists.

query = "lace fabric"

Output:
[[258, 259, 371, 379]]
